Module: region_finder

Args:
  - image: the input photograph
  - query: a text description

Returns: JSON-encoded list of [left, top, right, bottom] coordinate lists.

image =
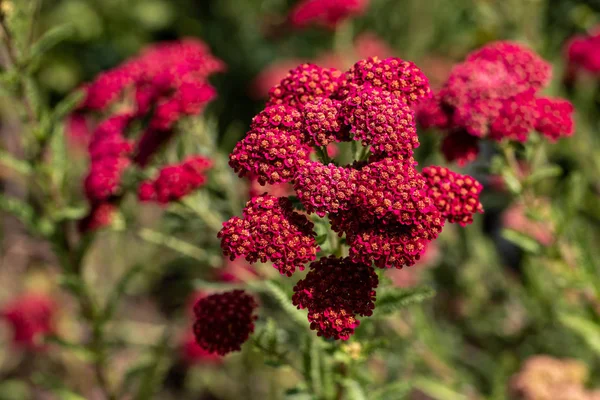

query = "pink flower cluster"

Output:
[[292, 256, 378, 339], [193, 290, 257, 356], [76, 39, 223, 231], [566, 28, 600, 77], [289, 0, 369, 29], [220, 56, 484, 339], [418, 41, 574, 165], [422, 166, 484, 227], [138, 156, 212, 204], [1, 293, 56, 349]]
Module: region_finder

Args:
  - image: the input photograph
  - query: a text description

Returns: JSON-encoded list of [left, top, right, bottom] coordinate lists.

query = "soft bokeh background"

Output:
[[1, 0, 600, 399]]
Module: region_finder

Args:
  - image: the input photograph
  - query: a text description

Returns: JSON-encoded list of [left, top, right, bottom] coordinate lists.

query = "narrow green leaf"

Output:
[[53, 89, 85, 120], [256, 281, 308, 327], [30, 24, 75, 60], [372, 382, 412, 400], [0, 151, 32, 175], [138, 228, 217, 264], [525, 165, 563, 185], [374, 286, 436, 316], [413, 377, 467, 400], [502, 228, 542, 254], [501, 170, 522, 195], [559, 314, 600, 356], [103, 264, 145, 322]]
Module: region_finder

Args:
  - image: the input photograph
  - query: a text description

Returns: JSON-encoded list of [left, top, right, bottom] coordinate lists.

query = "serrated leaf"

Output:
[[502, 228, 542, 254], [374, 286, 436, 316], [559, 314, 600, 356], [255, 281, 308, 327]]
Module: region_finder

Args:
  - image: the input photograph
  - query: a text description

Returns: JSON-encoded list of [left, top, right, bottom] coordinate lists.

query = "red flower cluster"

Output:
[[418, 41, 574, 165], [535, 97, 575, 142], [1, 293, 56, 349], [76, 39, 223, 230], [292, 256, 378, 339], [294, 161, 356, 216], [267, 63, 342, 110], [193, 290, 257, 356], [221, 57, 483, 339], [422, 166, 484, 226], [289, 0, 369, 29], [138, 156, 212, 204], [218, 195, 319, 276], [566, 28, 600, 77]]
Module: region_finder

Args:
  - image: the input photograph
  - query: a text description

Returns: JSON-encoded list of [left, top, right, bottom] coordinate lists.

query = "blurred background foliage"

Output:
[[1, 0, 600, 399]]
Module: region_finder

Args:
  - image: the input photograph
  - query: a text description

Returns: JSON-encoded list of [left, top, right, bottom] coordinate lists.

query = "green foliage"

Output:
[[374, 286, 436, 316]]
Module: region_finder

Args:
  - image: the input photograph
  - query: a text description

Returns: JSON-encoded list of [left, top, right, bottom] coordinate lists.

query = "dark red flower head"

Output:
[[193, 290, 257, 356], [1, 293, 56, 349], [422, 166, 484, 226], [218, 195, 319, 276], [292, 256, 378, 340]]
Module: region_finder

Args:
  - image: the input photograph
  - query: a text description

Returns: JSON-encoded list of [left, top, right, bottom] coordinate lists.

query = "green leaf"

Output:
[[134, 330, 171, 400], [525, 165, 563, 186], [53, 89, 85, 120], [374, 286, 436, 316], [316, 234, 328, 245], [254, 280, 308, 327], [372, 382, 412, 400], [342, 379, 367, 400], [413, 377, 467, 400], [502, 228, 542, 254], [0, 193, 37, 232], [0, 151, 32, 175], [138, 228, 217, 264], [559, 314, 600, 356], [500, 169, 522, 195], [103, 264, 145, 322], [29, 24, 75, 61]]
